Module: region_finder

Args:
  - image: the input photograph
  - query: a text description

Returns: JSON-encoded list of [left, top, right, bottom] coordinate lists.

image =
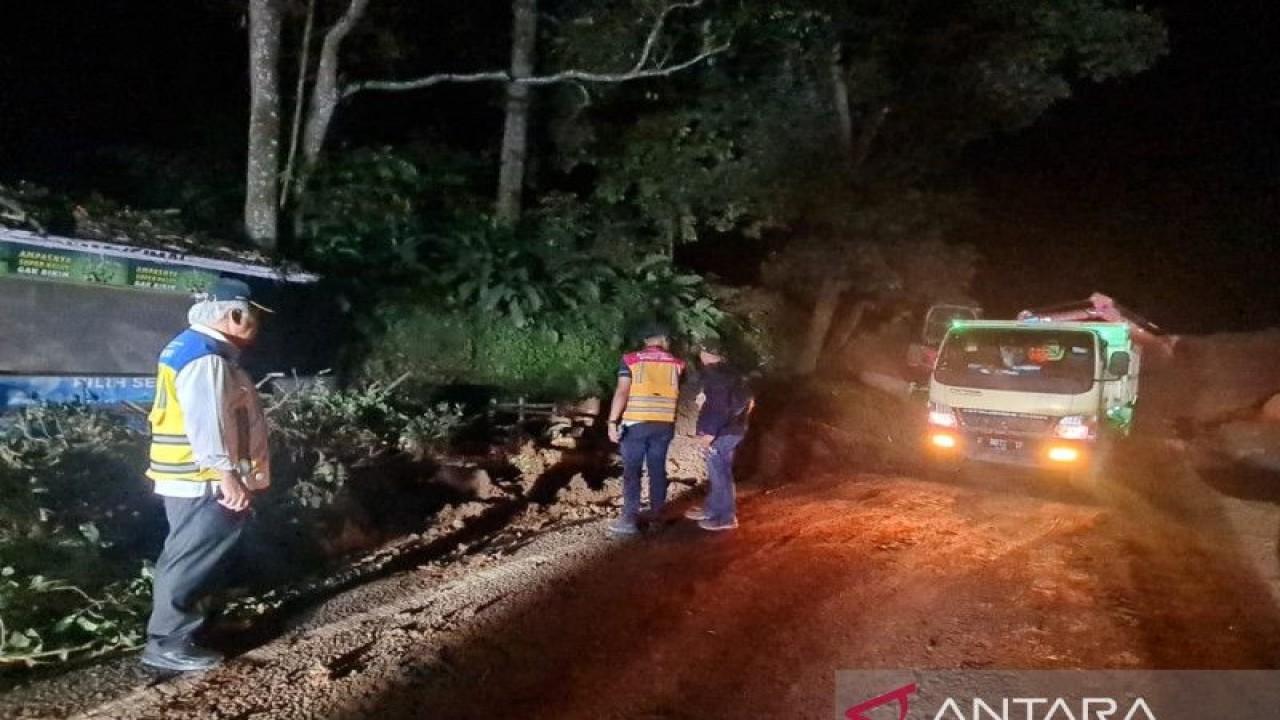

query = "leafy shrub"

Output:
[[294, 148, 428, 277], [269, 380, 415, 464], [0, 565, 151, 667], [615, 254, 727, 343], [399, 405, 467, 460], [360, 307, 622, 398], [0, 389, 471, 670], [428, 220, 618, 329], [0, 405, 152, 565], [360, 250, 740, 397], [0, 405, 156, 668], [266, 383, 465, 509]]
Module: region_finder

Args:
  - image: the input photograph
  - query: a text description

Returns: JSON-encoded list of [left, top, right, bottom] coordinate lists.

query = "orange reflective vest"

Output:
[[620, 347, 685, 423]]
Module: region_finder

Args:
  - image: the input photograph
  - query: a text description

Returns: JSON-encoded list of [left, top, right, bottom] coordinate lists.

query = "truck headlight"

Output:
[[1053, 415, 1095, 441], [1047, 446, 1080, 462]]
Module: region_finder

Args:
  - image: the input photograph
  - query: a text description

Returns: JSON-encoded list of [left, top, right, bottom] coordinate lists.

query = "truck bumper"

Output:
[[927, 429, 1098, 471]]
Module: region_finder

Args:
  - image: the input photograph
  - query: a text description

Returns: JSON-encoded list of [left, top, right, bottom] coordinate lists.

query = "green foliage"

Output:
[[549, 0, 1167, 244], [619, 254, 727, 342], [0, 405, 155, 668], [0, 404, 150, 553], [361, 250, 735, 396], [0, 393, 469, 671], [0, 564, 151, 668], [552, 104, 764, 251], [1027, 0, 1171, 83], [546, 0, 727, 75], [471, 318, 624, 397], [362, 307, 622, 398], [271, 381, 417, 463], [0, 376, 480, 672], [399, 407, 467, 461], [708, 284, 792, 372], [428, 220, 617, 329], [266, 383, 464, 508], [294, 147, 428, 275]]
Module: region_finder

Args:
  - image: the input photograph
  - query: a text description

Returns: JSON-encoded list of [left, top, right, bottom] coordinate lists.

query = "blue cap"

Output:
[[204, 277, 273, 313]]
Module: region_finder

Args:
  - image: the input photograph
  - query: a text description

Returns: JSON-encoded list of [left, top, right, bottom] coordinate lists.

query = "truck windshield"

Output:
[[934, 328, 1097, 395]]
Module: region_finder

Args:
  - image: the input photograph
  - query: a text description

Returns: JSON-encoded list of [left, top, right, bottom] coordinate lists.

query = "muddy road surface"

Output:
[[6, 432, 1279, 720]]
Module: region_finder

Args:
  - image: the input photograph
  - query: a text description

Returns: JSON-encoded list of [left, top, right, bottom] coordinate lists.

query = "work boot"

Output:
[[140, 642, 224, 672], [683, 506, 709, 521], [606, 517, 640, 537], [697, 516, 739, 532]]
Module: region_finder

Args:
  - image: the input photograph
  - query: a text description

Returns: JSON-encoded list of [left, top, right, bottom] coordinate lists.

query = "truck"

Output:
[[0, 227, 326, 415], [922, 294, 1167, 486]]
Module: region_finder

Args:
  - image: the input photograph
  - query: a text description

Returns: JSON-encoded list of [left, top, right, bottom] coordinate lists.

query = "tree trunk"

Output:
[[850, 105, 890, 177], [829, 43, 854, 165], [495, 0, 537, 227], [301, 0, 370, 176], [245, 0, 284, 249], [795, 279, 848, 375], [825, 299, 872, 356]]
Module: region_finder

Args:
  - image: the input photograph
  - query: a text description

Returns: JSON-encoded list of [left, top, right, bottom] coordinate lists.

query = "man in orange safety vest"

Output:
[[605, 325, 685, 536]]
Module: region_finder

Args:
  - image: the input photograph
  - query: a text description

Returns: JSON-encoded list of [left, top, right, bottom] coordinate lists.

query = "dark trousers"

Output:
[[146, 492, 247, 648], [619, 422, 675, 521], [705, 434, 743, 523]]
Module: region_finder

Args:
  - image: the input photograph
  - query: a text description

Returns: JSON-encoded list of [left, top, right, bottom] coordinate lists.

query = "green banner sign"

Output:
[[0, 237, 221, 294], [129, 263, 221, 293]]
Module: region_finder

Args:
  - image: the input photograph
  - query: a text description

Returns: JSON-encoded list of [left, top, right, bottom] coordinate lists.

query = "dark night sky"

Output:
[[0, 1, 246, 185], [962, 0, 1280, 333], [2, 1, 1277, 334]]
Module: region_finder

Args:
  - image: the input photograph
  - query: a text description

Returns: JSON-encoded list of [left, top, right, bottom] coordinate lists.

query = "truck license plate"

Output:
[[986, 438, 1022, 452]]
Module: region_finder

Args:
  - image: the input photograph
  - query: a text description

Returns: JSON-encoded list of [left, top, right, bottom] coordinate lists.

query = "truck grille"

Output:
[[958, 410, 1053, 435]]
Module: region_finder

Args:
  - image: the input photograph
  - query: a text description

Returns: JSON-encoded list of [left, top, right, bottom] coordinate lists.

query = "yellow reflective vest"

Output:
[[146, 329, 232, 484]]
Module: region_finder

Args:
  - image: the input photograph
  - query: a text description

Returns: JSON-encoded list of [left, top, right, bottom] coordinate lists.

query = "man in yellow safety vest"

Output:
[[140, 278, 272, 672]]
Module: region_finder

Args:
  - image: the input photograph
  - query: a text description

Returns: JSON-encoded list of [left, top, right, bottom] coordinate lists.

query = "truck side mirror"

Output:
[[1107, 351, 1131, 377]]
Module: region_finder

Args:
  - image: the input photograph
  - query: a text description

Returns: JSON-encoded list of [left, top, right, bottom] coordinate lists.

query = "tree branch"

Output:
[[633, 0, 705, 74], [345, 42, 728, 96], [281, 0, 317, 207], [348, 70, 510, 95], [300, 0, 371, 168], [522, 43, 729, 85], [343, 0, 725, 98], [0, 192, 45, 234]]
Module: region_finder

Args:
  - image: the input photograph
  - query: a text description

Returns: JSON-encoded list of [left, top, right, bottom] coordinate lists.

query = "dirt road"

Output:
[[7, 432, 1279, 720]]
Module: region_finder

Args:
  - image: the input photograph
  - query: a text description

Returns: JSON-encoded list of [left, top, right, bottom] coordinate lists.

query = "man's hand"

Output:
[[607, 422, 622, 444], [697, 434, 715, 451], [217, 471, 252, 512]]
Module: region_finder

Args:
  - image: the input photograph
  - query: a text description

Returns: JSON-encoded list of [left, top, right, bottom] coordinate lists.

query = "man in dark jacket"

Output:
[[685, 340, 753, 531]]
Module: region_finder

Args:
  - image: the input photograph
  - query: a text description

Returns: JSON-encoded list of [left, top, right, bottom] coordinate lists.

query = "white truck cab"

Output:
[[925, 319, 1138, 478]]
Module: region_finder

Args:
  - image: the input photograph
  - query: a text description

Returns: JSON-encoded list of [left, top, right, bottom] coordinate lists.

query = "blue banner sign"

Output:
[[1, 375, 156, 410]]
